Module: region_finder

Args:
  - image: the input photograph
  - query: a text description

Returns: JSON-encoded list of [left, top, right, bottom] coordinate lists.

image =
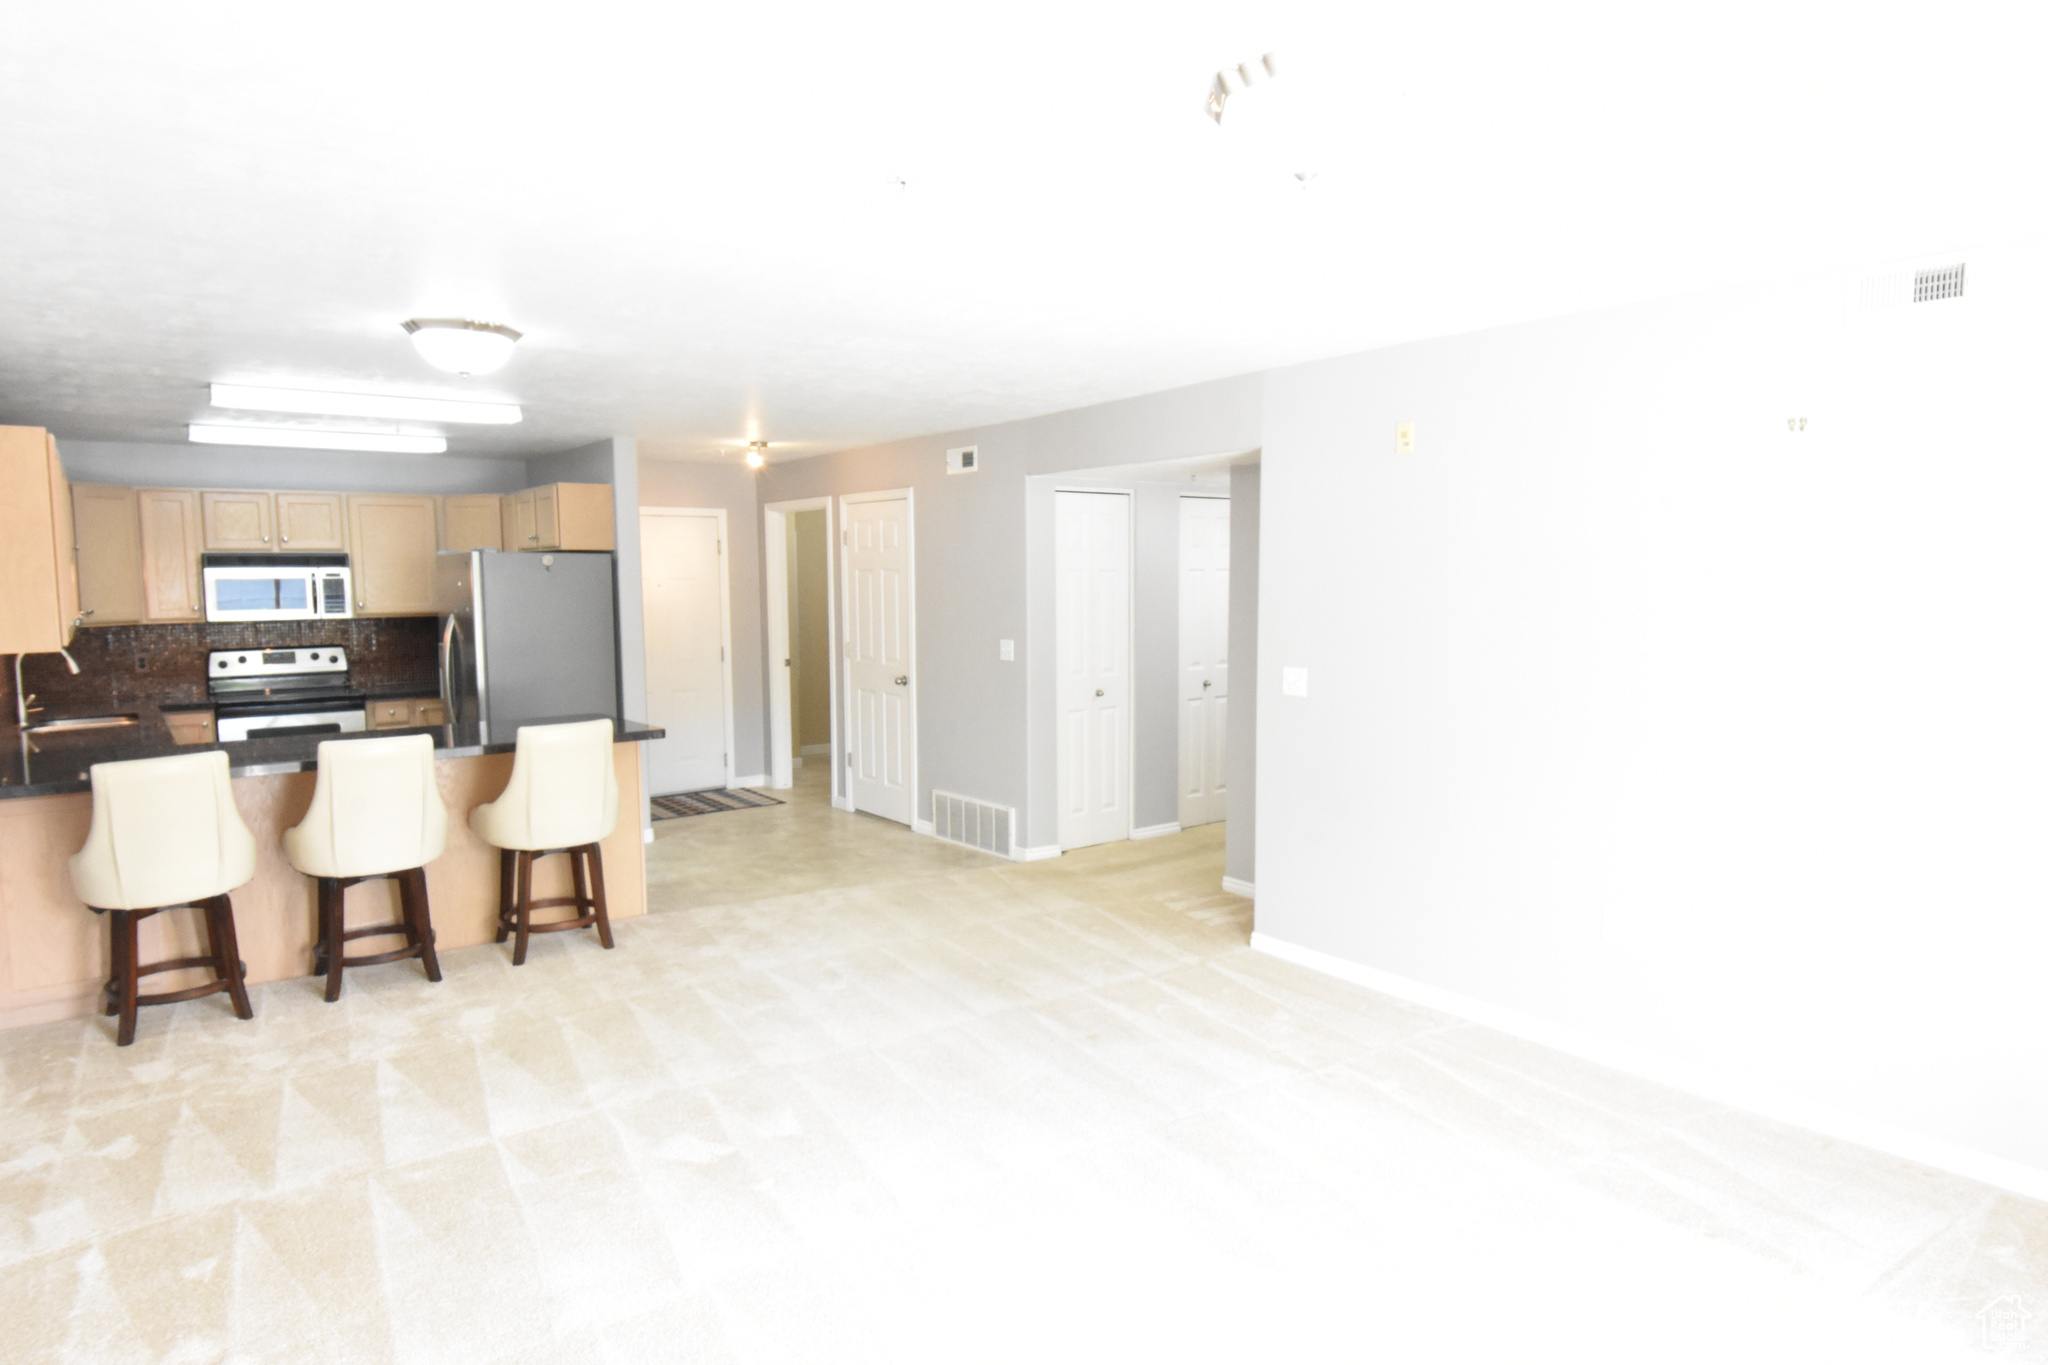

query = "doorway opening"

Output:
[[640, 507, 737, 796], [763, 497, 838, 796]]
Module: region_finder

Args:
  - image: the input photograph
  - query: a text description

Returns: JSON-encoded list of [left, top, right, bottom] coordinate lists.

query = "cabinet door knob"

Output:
[[262, 534, 270, 542], [1095, 688, 1105, 697]]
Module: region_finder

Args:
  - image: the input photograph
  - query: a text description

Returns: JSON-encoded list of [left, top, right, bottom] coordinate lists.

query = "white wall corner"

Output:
[[1016, 844, 1062, 862], [1221, 876, 1255, 898], [1246, 932, 2048, 1206], [1131, 822, 1182, 841]]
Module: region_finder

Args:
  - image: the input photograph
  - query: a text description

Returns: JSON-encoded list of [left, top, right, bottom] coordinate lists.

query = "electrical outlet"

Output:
[[134, 655, 148, 671], [999, 639, 1015, 661], [1282, 667, 1308, 697], [1396, 421, 1415, 454]]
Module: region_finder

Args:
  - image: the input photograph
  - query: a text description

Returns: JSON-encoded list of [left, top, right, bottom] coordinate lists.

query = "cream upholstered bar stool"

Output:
[[68, 750, 257, 1046], [469, 718, 619, 964], [282, 733, 448, 1002]]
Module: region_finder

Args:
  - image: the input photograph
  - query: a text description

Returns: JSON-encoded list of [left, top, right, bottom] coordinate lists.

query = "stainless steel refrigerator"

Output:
[[435, 550, 620, 740]]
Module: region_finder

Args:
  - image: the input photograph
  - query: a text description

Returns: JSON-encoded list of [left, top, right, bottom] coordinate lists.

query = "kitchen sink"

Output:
[[26, 713, 141, 734]]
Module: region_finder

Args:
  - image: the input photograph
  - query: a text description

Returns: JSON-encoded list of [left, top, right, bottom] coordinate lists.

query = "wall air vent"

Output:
[[1913, 263, 1965, 302], [932, 789, 1012, 856], [946, 445, 979, 474]]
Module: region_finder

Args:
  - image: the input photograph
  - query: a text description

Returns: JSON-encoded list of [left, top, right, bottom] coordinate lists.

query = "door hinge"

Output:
[[720, 646, 725, 661], [842, 530, 850, 546], [717, 539, 722, 554]]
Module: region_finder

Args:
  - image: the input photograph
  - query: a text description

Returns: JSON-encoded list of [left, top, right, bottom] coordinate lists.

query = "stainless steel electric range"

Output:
[[207, 647, 367, 742]]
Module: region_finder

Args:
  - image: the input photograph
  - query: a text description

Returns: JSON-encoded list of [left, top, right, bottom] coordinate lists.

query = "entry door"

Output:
[[641, 511, 728, 794], [1178, 496, 1231, 828], [1056, 491, 1131, 849], [843, 495, 913, 824]]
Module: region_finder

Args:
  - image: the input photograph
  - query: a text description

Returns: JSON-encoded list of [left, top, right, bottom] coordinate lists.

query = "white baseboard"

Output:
[[731, 773, 769, 790], [831, 795, 855, 812], [1247, 931, 2048, 1205], [1131, 822, 1181, 841], [1016, 844, 1062, 862], [642, 826, 654, 844], [799, 743, 830, 757], [1221, 876, 1254, 898], [911, 817, 935, 836]]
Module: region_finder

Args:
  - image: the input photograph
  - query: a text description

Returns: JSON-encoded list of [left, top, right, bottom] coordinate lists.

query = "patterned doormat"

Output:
[[650, 788, 785, 821]]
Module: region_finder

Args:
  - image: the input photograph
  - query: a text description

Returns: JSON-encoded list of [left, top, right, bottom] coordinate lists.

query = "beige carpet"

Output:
[[0, 764, 2039, 1363]]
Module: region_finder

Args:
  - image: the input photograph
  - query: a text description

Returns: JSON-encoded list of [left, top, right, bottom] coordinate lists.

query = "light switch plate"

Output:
[[1282, 667, 1309, 697], [999, 639, 1015, 661], [1396, 421, 1415, 454]]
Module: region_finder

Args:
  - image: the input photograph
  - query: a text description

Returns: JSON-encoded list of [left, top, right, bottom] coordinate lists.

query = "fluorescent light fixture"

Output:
[[188, 425, 448, 454], [210, 383, 521, 425], [403, 318, 522, 375]]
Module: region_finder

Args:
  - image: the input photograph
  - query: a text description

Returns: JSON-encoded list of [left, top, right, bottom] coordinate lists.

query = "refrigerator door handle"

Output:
[[439, 614, 458, 716]]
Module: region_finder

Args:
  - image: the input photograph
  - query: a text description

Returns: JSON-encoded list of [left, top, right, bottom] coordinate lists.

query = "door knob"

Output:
[[1095, 688, 1105, 697], [894, 675, 909, 686], [1202, 680, 1212, 689]]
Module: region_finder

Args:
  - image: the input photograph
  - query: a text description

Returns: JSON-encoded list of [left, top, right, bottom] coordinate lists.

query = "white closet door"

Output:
[[641, 511, 728, 794], [844, 495, 913, 824], [1178, 496, 1231, 828], [1056, 491, 1132, 849]]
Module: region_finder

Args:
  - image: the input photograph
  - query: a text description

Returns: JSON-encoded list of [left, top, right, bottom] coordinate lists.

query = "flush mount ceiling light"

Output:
[[188, 424, 448, 454], [210, 382, 521, 425], [402, 319, 522, 375], [745, 441, 769, 470]]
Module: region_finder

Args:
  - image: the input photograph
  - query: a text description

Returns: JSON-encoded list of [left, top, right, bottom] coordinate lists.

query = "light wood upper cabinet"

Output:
[[439, 494, 504, 551], [276, 492, 346, 549], [501, 488, 537, 551], [200, 490, 274, 550], [137, 489, 203, 622], [0, 427, 81, 653], [346, 494, 439, 615], [72, 483, 145, 626], [505, 482, 613, 552]]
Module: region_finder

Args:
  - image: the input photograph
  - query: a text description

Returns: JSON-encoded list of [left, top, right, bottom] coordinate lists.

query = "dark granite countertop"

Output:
[[0, 701, 664, 799]]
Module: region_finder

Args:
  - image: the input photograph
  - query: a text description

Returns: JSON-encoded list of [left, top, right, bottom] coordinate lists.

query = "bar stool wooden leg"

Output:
[[495, 849, 515, 944], [583, 844, 614, 950], [403, 867, 442, 982], [319, 879, 347, 1004], [511, 850, 535, 966], [112, 910, 141, 1047], [208, 895, 255, 1021]]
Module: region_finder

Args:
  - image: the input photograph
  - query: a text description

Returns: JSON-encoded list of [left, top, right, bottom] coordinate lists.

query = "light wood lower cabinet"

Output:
[[439, 494, 504, 551], [71, 484, 144, 626], [137, 489, 204, 622], [200, 490, 274, 550], [163, 709, 216, 745], [346, 494, 439, 615], [276, 492, 346, 549], [366, 697, 447, 729]]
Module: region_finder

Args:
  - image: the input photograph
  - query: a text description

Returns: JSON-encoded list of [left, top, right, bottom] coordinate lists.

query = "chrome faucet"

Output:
[[12, 649, 80, 729]]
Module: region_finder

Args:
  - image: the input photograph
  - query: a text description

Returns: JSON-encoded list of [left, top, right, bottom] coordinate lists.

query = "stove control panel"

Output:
[[208, 647, 349, 679]]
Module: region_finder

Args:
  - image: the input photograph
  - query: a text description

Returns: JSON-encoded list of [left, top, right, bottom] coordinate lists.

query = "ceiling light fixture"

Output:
[[188, 424, 448, 455], [210, 383, 521, 425], [402, 319, 522, 375], [745, 441, 768, 470]]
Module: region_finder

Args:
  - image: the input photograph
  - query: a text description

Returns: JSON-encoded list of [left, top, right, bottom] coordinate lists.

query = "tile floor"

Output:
[[2, 764, 2042, 1362]]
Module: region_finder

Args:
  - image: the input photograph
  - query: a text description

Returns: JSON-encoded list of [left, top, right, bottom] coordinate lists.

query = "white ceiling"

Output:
[[0, 1, 2036, 464]]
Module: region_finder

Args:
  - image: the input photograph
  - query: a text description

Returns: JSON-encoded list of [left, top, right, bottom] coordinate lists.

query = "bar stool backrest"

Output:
[[471, 718, 618, 851], [284, 734, 449, 879], [69, 751, 257, 911]]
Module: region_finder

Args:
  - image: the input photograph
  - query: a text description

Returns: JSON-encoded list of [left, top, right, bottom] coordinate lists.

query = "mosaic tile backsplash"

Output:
[[3, 618, 442, 717]]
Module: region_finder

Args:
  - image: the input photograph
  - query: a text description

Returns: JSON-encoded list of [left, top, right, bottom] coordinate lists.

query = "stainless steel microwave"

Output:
[[201, 553, 353, 622]]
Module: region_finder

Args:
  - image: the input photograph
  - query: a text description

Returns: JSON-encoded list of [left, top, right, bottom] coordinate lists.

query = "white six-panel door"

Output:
[[1056, 491, 1132, 849], [1178, 496, 1230, 828], [641, 509, 730, 795], [843, 494, 913, 824]]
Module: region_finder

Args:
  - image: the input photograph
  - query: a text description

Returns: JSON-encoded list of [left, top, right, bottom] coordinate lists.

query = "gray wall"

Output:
[[58, 439, 528, 493], [638, 456, 768, 778], [759, 375, 1262, 847], [1256, 244, 2048, 1174], [1225, 462, 1259, 885]]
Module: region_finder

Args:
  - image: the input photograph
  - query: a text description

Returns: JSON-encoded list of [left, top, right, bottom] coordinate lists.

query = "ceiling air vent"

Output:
[[946, 445, 979, 474], [1913, 263, 1965, 302]]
